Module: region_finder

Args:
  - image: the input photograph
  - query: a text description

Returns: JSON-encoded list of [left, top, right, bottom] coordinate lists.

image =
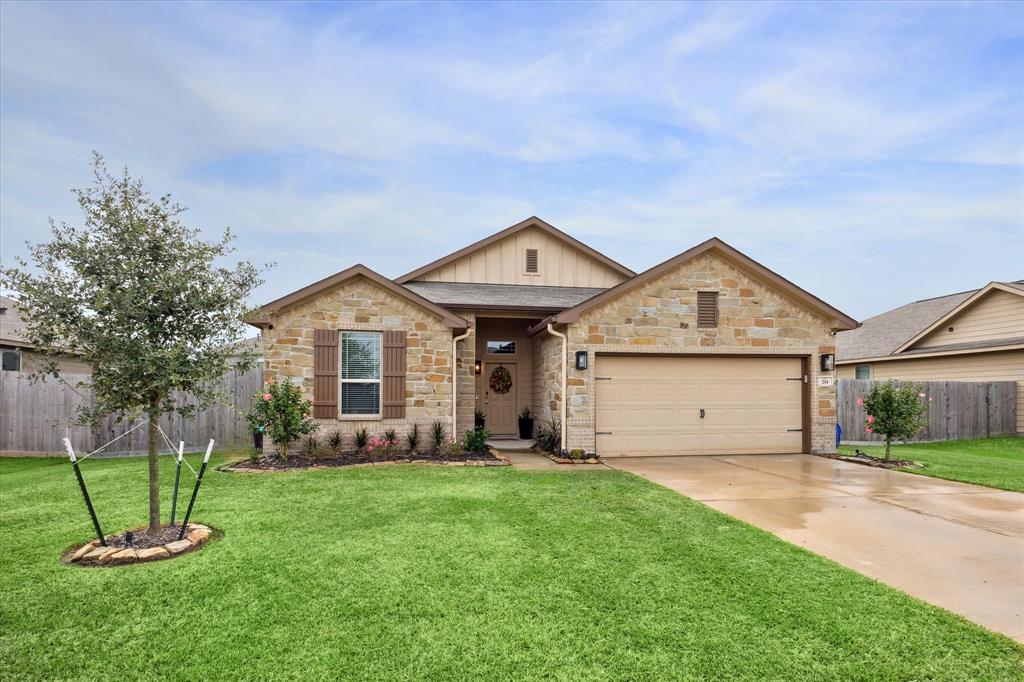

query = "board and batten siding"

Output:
[[915, 289, 1024, 349], [837, 348, 1024, 434], [415, 225, 628, 288]]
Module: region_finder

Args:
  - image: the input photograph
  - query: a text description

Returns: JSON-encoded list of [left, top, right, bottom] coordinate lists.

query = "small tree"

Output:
[[247, 377, 315, 460], [1, 153, 267, 530], [860, 380, 929, 460]]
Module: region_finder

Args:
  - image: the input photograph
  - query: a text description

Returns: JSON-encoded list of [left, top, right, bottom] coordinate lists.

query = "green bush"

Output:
[[568, 448, 586, 460], [860, 380, 929, 460], [246, 377, 316, 460], [464, 428, 490, 453]]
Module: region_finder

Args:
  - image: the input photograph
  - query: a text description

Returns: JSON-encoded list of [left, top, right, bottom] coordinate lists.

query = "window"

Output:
[[1, 349, 21, 372], [855, 364, 871, 380], [341, 331, 381, 416], [525, 248, 539, 274], [697, 291, 718, 328], [486, 340, 516, 355]]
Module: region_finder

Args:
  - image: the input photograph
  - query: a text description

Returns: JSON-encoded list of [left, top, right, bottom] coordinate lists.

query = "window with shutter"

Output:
[[382, 331, 407, 419], [697, 291, 718, 328], [313, 329, 339, 418], [341, 331, 382, 416], [525, 248, 539, 274]]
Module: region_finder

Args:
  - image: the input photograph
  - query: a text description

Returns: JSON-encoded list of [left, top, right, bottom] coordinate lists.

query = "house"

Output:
[[837, 281, 1024, 435], [0, 296, 91, 374], [247, 217, 858, 456]]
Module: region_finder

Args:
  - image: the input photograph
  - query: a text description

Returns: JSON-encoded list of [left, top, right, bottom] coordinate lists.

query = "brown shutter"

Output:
[[697, 291, 718, 328], [313, 329, 339, 419], [382, 331, 407, 419]]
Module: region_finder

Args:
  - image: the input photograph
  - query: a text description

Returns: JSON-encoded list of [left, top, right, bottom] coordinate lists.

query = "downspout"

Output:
[[546, 323, 567, 454], [452, 327, 473, 437]]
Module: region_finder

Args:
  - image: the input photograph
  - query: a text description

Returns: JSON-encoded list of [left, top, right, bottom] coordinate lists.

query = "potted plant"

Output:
[[517, 406, 534, 439], [475, 409, 486, 430]]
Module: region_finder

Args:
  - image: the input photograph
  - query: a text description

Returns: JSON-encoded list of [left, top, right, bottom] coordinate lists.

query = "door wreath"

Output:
[[489, 365, 513, 394]]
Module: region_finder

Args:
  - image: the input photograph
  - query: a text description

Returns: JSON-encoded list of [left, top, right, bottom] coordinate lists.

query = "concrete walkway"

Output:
[[498, 449, 566, 471], [606, 454, 1024, 641]]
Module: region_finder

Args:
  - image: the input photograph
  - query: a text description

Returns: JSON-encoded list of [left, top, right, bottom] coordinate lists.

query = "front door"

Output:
[[484, 362, 517, 435]]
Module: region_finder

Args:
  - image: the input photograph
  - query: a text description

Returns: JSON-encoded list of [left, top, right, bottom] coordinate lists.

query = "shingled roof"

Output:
[[402, 281, 606, 311]]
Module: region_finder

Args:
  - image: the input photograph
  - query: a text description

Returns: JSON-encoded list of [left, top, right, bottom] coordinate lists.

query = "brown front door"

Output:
[[484, 362, 517, 435]]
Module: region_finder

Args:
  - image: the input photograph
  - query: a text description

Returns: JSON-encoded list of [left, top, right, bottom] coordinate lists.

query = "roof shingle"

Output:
[[402, 282, 606, 310]]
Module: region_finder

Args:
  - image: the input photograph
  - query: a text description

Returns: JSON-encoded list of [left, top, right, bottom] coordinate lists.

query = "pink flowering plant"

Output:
[[364, 435, 401, 458], [246, 376, 316, 460], [860, 380, 929, 460]]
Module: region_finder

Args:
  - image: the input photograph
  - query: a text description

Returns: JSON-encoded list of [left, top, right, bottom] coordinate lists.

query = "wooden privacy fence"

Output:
[[838, 379, 1017, 443], [0, 367, 263, 455]]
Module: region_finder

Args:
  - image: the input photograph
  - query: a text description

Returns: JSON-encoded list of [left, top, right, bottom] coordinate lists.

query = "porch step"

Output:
[[486, 438, 535, 451]]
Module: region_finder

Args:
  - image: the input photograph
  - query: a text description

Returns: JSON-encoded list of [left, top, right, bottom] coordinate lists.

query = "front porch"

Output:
[[471, 315, 543, 438]]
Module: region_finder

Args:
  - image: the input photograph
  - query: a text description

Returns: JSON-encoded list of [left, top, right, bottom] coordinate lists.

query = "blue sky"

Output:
[[1, 1, 1022, 321]]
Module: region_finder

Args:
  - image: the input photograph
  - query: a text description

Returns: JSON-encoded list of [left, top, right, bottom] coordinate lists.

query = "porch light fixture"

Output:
[[820, 353, 835, 372], [474, 359, 481, 375], [575, 351, 588, 371]]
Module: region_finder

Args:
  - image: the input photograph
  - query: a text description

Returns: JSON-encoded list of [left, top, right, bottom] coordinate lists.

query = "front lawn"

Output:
[[1, 454, 1021, 680], [838, 437, 1024, 492]]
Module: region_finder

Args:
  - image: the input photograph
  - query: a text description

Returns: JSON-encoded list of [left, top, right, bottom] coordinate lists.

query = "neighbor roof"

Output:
[[402, 281, 606, 312], [530, 237, 859, 334], [836, 280, 1024, 362], [394, 216, 636, 284], [0, 296, 30, 346], [247, 264, 468, 329]]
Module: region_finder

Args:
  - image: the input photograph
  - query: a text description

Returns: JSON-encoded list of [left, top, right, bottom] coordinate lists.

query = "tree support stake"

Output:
[[170, 441, 184, 527], [178, 440, 214, 541], [63, 438, 106, 546]]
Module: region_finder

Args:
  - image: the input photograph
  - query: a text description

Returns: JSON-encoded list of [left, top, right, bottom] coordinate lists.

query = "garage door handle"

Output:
[[596, 431, 613, 435], [787, 428, 802, 432], [699, 409, 705, 419]]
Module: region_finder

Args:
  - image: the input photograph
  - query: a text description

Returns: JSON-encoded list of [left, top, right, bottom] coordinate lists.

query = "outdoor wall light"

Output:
[[575, 351, 588, 371], [474, 360, 482, 375], [820, 353, 835, 372]]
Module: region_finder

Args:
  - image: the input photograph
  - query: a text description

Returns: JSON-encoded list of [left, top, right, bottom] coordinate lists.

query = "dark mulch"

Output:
[[106, 525, 186, 550], [226, 450, 501, 471], [826, 450, 921, 469]]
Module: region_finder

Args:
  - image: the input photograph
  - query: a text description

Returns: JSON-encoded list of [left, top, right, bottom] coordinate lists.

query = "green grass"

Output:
[[1, 454, 1021, 680], [838, 437, 1024, 492]]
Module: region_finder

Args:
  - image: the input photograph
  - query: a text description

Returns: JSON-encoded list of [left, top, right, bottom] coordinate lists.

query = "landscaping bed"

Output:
[[825, 450, 920, 470], [62, 523, 214, 567], [225, 450, 506, 471]]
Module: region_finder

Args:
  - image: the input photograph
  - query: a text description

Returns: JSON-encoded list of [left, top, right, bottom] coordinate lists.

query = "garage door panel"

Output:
[[596, 355, 804, 457]]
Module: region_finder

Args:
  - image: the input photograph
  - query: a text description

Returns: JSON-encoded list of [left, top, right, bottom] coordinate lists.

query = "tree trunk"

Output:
[[884, 435, 892, 461], [147, 408, 160, 530]]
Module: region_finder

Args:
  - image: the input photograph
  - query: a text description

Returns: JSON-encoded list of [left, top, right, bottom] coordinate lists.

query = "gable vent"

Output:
[[525, 248, 539, 273], [697, 291, 718, 328]]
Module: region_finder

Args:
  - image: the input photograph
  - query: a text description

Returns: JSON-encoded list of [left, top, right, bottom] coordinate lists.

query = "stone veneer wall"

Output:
[[455, 312, 476, 437], [533, 332, 563, 428], [262, 276, 456, 452], [560, 252, 838, 454]]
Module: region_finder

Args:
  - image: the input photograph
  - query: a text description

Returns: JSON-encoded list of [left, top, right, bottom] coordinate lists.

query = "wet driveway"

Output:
[[606, 454, 1024, 641]]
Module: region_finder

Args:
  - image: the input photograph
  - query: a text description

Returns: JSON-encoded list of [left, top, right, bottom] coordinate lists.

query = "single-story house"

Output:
[[0, 296, 91, 374], [837, 280, 1024, 435], [247, 217, 858, 456]]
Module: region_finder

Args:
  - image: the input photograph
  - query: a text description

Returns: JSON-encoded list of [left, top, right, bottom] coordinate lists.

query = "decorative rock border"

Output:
[[541, 452, 602, 465], [63, 523, 215, 567], [222, 455, 510, 473]]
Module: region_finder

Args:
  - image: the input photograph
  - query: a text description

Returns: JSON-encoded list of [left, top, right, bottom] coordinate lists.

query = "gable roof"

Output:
[[531, 237, 858, 332], [403, 281, 606, 312], [892, 281, 1024, 354], [247, 264, 468, 329], [0, 296, 31, 347], [393, 216, 636, 284], [836, 280, 1024, 362]]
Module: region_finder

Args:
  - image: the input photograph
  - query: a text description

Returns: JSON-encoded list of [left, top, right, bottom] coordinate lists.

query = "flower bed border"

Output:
[[221, 453, 509, 473], [62, 523, 216, 567], [819, 452, 922, 470], [538, 451, 602, 465]]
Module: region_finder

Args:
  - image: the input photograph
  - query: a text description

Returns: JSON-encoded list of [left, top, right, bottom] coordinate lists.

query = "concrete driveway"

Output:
[[607, 454, 1024, 641]]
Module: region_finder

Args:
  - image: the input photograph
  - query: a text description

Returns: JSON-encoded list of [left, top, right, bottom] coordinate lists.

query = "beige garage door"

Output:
[[595, 355, 805, 457]]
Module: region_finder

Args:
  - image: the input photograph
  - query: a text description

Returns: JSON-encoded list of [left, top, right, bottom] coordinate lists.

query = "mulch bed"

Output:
[[537, 450, 602, 465], [824, 451, 921, 470], [106, 525, 185, 550], [223, 450, 506, 472]]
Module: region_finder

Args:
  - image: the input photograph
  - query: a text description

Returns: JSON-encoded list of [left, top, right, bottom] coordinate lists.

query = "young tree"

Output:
[[860, 380, 929, 460], [1, 153, 267, 530]]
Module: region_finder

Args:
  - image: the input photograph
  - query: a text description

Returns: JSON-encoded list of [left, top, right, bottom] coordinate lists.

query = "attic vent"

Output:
[[697, 291, 718, 328], [525, 248, 539, 274]]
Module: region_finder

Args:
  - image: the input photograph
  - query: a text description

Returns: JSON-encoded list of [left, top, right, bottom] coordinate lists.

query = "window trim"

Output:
[[1, 348, 21, 372], [339, 331, 382, 419], [485, 340, 517, 355], [854, 363, 872, 380]]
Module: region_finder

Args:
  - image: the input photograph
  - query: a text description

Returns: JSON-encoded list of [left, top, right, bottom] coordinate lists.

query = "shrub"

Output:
[[439, 437, 465, 458], [860, 380, 929, 460], [354, 427, 370, 451], [247, 377, 316, 460], [430, 420, 447, 453], [366, 435, 400, 458], [383, 428, 398, 444], [406, 424, 421, 454], [474, 410, 486, 429], [534, 417, 561, 455], [568, 448, 586, 460], [327, 431, 343, 454], [464, 428, 490, 453], [304, 434, 318, 456], [246, 447, 261, 464]]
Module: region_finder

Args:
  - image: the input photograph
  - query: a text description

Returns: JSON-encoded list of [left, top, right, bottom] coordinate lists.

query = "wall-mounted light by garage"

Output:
[[575, 351, 588, 371], [474, 360, 481, 375], [820, 353, 835, 372]]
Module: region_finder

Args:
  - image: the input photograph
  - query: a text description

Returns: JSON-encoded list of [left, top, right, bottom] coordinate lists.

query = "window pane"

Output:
[[486, 340, 516, 354], [342, 383, 380, 415], [1, 351, 20, 372], [342, 332, 380, 380], [855, 364, 871, 380]]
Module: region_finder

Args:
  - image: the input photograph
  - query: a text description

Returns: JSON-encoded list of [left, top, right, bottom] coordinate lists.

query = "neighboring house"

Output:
[[0, 296, 91, 374], [837, 281, 1024, 435], [247, 217, 857, 456]]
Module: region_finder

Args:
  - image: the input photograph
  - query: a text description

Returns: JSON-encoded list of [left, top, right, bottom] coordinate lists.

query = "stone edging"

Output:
[[541, 452, 602, 465], [222, 454, 510, 473], [62, 523, 215, 567]]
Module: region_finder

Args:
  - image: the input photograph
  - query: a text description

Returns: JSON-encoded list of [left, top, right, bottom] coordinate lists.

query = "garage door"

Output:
[[595, 355, 805, 457]]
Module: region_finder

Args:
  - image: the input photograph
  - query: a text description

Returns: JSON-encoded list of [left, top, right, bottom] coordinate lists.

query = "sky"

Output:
[[1, 1, 1022, 322]]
